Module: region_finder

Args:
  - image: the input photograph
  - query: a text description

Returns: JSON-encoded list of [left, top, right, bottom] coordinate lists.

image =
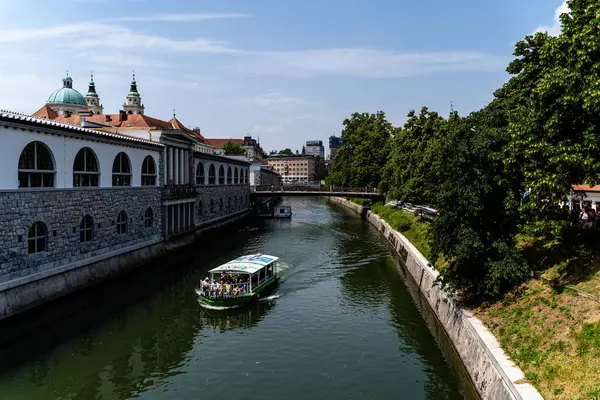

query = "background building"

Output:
[[328, 135, 342, 160], [304, 140, 324, 159], [265, 154, 315, 184], [206, 135, 264, 162], [249, 162, 282, 187]]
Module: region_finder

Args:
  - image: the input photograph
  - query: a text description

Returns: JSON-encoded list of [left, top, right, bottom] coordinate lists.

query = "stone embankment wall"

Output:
[[329, 197, 543, 400], [0, 186, 251, 321]]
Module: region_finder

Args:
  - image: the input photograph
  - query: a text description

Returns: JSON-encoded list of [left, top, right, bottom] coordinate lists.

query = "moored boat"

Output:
[[197, 254, 280, 308]]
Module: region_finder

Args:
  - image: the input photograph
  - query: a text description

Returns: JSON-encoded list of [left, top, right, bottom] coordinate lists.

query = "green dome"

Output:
[[46, 87, 87, 106]]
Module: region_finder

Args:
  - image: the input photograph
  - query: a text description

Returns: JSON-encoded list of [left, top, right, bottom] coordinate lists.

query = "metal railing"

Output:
[[388, 200, 438, 221], [252, 184, 379, 193], [199, 282, 251, 298]]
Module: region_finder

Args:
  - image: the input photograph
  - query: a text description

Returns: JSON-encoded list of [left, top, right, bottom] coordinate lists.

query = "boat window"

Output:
[[251, 273, 258, 289], [267, 265, 273, 277]]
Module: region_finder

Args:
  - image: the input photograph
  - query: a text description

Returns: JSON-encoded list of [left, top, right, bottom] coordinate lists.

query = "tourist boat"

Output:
[[273, 205, 292, 218], [196, 254, 280, 308], [258, 205, 292, 218]]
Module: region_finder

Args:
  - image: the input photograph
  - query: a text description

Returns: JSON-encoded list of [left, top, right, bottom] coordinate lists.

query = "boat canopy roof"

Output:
[[209, 254, 279, 274]]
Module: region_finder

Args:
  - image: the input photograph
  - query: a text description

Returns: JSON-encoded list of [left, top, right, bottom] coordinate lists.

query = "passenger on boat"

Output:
[[201, 278, 210, 295]]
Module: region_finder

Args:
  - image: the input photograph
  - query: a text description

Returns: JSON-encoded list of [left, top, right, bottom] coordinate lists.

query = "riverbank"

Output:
[[473, 232, 600, 400], [331, 197, 542, 400]]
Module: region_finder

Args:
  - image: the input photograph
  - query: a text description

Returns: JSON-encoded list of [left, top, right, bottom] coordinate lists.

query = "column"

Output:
[[170, 205, 175, 235], [179, 149, 184, 185], [184, 151, 188, 184], [162, 148, 167, 186], [173, 148, 179, 185], [184, 203, 189, 229], [168, 147, 174, 184]]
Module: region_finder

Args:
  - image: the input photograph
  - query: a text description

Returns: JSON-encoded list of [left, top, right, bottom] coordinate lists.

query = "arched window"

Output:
[[228, 196, 232, 209], [208, 164, 216, 185], [196, 163, 205, 185], [28, 221, 47, 253], [144, 207, 153, 228], [219, 198, 223, 212], [73, 147, 99, 187], [141, 156, 156, 186], [218, 165, 225, 185], [244, 169, 248, 184], [112, 152, 131, 186], [80, 215, 94, 243], [117, 211, 127, 234], [227, 166, 232, 184], [210, 199, 214, 213], [198, 201, 203, 217], [18, 141, 55, 188], [234, 168, 239, 184], [234, 196, 238, 207]]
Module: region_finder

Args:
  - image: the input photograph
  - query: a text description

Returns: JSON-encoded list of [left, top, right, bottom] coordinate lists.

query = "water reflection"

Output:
[[0, 198, 474, 400], [197, 298, 278, 333]]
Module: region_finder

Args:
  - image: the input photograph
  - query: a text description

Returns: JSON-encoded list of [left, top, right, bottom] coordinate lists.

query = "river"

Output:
[[0, 197, 476, 400]]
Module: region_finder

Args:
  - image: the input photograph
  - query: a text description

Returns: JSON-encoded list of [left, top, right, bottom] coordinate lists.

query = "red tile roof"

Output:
[[52, 113, 175, 130], [207, 138, 244, 148], [32, 104, 58, 119], [31, 106, 210, 144], [169, 117, 207, 143], [573, 184, 600, 192]]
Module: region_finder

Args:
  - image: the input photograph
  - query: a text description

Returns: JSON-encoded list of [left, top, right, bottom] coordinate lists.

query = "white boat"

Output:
[[273, 205, 292, 218], [197, 254, 281, 307]]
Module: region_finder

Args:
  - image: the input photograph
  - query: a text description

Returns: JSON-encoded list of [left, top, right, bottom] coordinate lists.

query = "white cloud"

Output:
[[0, 22, 239, 54], [108, 13, 248, 23], [535, 0, 569, 36], [229, 48, 508, 78], [235, 92, 305, 108]]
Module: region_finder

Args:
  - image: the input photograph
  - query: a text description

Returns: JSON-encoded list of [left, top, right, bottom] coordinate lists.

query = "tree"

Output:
[[333, 111, 392, 188], [429, 103, 528, 299], [279, 148, 294, 156], [502, 0, 600, 238], [383, 107, 448, 205], [325, 171, 343, 187], [222, 140, 246, 156], [312, 156, 329, 182]]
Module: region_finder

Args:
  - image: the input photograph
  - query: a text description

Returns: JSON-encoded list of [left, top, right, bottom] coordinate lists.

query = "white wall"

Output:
[[0, 125, 161, 190]]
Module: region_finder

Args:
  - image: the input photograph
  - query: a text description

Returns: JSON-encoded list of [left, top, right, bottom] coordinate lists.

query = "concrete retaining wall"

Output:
[[330, 197, 543, 400], [0, 209, 251, 321]]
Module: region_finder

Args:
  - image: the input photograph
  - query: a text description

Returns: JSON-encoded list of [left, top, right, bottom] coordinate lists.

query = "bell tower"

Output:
[[85, 72, 104, 114], [123, 71, 145, 115]]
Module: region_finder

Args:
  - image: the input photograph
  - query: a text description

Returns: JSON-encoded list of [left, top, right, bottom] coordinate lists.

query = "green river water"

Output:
[[0, 197, 477, 400]]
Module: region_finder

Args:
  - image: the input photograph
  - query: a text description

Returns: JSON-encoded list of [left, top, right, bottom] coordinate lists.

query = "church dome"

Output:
[[46, 73, 87, 106], [47, 87, 87, 106]]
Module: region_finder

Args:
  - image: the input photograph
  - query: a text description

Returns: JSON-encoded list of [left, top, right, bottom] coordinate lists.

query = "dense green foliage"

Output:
[[330, 0, 600, 300], [312, 156, 329, 181], [222, 140, 246, 156], [334, 111, 393, 188], [383, 107, 448, 205]]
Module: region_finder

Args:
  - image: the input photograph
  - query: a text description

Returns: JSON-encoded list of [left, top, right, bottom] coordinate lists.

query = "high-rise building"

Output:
[[329, 135, 342, 160], [305, 140, 324, 159]]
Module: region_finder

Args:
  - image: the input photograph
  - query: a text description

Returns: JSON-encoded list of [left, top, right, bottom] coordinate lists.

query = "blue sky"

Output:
[[0, 0, 566, 153]]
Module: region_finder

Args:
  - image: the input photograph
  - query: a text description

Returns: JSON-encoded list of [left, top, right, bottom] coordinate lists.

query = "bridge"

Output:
[[250, 185, 384, 200]]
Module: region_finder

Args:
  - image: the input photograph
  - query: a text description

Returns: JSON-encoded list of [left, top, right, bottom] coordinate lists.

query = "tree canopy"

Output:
[[222, 140, 246, 156], [329, 0, 600, 299], [333, 111, 392, 188]]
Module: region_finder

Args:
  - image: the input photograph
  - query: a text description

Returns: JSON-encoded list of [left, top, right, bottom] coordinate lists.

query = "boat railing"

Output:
[[200, 282, 252, 298]]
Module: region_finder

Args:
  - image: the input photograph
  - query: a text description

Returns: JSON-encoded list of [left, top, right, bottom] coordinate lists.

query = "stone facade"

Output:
[[0, 187, 162, 283], [196, 184, 251, 224]]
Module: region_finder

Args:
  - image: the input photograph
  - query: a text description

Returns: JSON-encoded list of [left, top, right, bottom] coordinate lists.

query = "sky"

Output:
[[0, 0, 567, 153]]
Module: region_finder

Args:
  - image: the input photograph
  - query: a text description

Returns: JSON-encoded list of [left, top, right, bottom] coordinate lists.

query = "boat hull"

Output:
[[198, 277, 280, 308]]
